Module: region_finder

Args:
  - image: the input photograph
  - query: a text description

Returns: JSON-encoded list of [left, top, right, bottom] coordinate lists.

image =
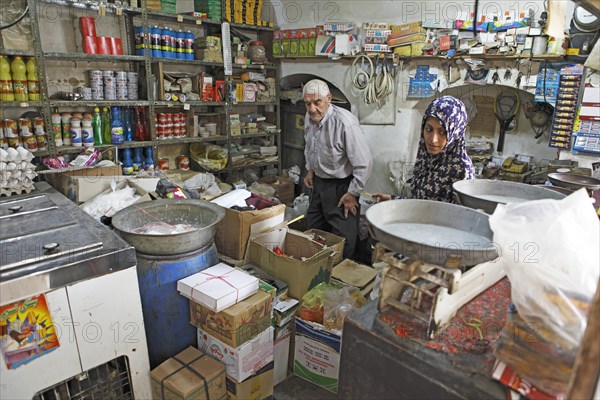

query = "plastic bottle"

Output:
[[185, 30, 194, 60], [134, 106, 147, 141], [168, 27, 176, 58], [10, 56, 28, 101], [144, 146, 155, 171], [123, 107, 133, 141], [176, 29, 185, 59], [61, 113, 72, 145], [101, 107, 111, 144], [26, 57, 39, 101], [70, 117, 82, 147], [151, 25, 163, 58], [82, 116, 94, 148], [51, 113, 63, 146], [110, 107, 124, 144], [0, 55, 14, 101], [133, 147, 143, 172], [161, 26, 171, 58], [122, 148, 134, 175], [92, 107, 103, 145]]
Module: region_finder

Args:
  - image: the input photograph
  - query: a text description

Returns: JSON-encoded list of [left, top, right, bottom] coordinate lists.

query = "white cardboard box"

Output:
[[197, 326, 274, 382], [273, 331, 291, 386], [178, 263, 259, 312]]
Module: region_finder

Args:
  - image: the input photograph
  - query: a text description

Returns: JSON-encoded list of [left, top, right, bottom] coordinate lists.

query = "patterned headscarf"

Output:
[[411, 96, 475, 203]]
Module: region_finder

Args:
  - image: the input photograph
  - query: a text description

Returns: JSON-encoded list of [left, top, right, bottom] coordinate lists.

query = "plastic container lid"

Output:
[[249, 41, 264, 46]]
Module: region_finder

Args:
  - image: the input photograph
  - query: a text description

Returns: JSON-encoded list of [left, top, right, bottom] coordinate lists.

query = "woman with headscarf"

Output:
[[374, 95, 474, 203]]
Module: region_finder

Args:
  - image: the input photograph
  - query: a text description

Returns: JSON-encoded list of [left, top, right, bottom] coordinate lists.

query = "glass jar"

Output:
[[248, 41, 267, 63]]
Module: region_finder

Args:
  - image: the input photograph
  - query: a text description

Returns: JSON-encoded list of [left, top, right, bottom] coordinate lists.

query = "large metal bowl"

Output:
[[366, 199, 497, 266], [111, 199, 225, 256], [453, 179, 566, 214], [547, 172, 600, 192]]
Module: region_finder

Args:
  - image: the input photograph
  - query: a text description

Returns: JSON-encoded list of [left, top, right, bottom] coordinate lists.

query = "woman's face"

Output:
[[423, 116, 447, 155]]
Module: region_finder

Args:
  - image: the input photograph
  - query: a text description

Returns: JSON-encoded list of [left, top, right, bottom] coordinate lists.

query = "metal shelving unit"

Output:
[[3, 0, 281, 179]]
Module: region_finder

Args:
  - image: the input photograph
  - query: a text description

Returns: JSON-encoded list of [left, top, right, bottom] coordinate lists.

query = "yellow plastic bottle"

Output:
[[10, 56, 28, 101], [0, 55, 14, 102], [26, 57, 39, 101]]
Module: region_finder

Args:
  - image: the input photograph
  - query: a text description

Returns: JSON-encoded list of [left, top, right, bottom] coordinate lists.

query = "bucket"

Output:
[[136, 243, 219, 369]]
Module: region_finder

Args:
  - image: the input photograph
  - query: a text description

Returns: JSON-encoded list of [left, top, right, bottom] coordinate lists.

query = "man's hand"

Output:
[[372, 193, 392, 202], [303, 170, 314, 189], [337, 192, 358, 218]]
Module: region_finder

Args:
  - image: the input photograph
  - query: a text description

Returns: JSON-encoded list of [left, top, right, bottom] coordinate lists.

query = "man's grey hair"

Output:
[[303, 79, 330, 97]]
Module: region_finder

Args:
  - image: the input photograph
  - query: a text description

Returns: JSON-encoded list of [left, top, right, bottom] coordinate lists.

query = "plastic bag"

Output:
[[490, 189, 599, 347], [323, 286, 366, 332], [489, 189, 599, 395]]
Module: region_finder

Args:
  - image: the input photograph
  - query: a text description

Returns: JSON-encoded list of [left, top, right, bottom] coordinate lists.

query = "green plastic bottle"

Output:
[[101, 107, 111, 144], [0, 55, 14, 101], [10, 56, 28, 101], [92, 107, 103, 145]]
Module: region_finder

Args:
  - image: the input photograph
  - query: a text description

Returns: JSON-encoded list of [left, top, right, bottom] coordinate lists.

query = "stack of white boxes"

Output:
[[178, 263, 275, 399]]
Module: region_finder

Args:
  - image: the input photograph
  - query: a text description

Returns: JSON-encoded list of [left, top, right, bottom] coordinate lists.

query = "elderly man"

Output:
[[302, 79, 373, 260]]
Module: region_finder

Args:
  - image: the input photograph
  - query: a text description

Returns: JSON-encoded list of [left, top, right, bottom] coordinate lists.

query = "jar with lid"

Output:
[[248, 41, 267, 63]]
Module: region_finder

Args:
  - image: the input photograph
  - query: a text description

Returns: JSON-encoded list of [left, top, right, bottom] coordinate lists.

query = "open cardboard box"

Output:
[[246, 227, 337, 300]]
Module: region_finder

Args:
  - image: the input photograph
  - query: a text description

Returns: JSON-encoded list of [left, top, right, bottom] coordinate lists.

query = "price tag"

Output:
[[177, 15, 184, 22], [196, 20, 202, 25], [183, 103, 191, 110], [260, 65, 265, 70], [241, 65, 247, 69], [115, 7, 123, 16], [19, 102, 29, 107], [99, 4, 106, 16]]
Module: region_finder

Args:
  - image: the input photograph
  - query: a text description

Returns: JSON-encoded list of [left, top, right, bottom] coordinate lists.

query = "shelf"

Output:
[[232, 101, 278, 106], [154, 101, 226, 107], [150, 58, 277, 70], [0, 49, 34, 57], [157, 136, 228, 144], [44, 53, 146, 62], [147, 11, 221, 26], [37, 0, 142, 14], [0, 101, 44, 108], [277, 54, 566, 62], [232, 63, 278, 70], [229, 22, 276, 32], [49, 100, 149, 107], [231, 132, 276, 139], [32, 150, 50, 157], [55, 141, 153, 154], [231, 159, 279, 169]]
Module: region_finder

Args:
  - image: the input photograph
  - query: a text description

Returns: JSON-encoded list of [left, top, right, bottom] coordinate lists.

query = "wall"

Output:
[[267, 0, 588, 194]]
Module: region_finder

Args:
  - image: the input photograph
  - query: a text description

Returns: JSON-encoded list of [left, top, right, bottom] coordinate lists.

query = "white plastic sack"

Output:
[[489, 188, 599, 349]]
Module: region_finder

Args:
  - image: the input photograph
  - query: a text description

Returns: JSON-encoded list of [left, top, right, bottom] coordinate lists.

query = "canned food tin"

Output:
[[158, 158, 169, 170], [8, 136, 22, 148], [23, 135, 38, 150], [0, 137, 8, 149], [18, 118, 31, 131], [177, 155, 190, 171], [4, 119, 17, 138], [35, 134, 48, 150]]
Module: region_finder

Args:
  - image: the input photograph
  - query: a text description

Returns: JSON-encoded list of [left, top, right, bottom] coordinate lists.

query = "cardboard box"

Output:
[[247, 228, 336, 300], [40, 165, 122, 203], [273, 329, 291, 386], [304, 229, 345, 267], [273, 298, 299, 327], [240, 264, 289, 305], [215, 204, 285, 260], [189, 282, 275, 347], [78, 176, 159, 205], [331, 259, 378, 297], [178, 263, 259, 312], [257, 176, 294, 205], [294, 318, 342, 393], [226, 361, 274, 400], [150, 346, 227, 400], [197, 326, 274, 382]]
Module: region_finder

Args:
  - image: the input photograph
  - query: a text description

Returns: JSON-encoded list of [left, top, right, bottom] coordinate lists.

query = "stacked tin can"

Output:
[[103, 70, 116, 100], [155, 112, 186, 140], [0, 118, 48, 151], [89, 70, 104, 100], [127, 71, 138, 100], [115, 71, 128, 100]]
